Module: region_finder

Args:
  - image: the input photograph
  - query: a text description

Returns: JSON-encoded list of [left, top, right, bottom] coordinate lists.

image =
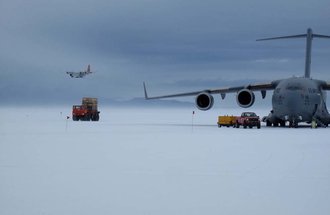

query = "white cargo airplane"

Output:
[[66, 65, 93, 78], [144, 28, 330, 127]]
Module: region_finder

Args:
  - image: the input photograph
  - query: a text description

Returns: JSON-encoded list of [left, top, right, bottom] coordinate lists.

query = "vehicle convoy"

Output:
[[217, 115, 237, 127], [235, 112, 261, 129], [72, 97, 100, 121]]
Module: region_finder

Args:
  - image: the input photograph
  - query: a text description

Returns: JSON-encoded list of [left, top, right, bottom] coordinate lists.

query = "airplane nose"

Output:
[[286, 95, 300, 109], [283, 92, 304, 116]]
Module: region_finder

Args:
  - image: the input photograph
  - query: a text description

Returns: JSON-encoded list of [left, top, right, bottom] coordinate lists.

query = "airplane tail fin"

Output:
[[87, 64, 91, 73], [257, 28, 330, 78]]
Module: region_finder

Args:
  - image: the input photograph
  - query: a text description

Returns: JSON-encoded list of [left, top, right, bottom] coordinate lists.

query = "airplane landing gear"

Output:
[[289, 120, 298, 128]]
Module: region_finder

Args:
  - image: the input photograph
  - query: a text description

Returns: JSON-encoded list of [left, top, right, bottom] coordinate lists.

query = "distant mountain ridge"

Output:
[[103, 97, 194, 108]]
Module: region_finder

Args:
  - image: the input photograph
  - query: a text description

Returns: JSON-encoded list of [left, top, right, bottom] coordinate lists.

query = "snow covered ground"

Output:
[[1, 106, 330, 215]]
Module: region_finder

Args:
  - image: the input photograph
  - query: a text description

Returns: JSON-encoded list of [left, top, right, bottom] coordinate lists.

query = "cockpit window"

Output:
[[286, 85, 303, 91]]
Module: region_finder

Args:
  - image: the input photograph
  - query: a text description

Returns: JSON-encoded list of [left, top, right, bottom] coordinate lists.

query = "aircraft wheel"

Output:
[[289, 121, 298, 128]]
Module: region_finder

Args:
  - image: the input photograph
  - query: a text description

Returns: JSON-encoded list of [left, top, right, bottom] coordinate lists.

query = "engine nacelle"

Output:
[[236, 89, 255, 108], [195, 92, 214, 111]]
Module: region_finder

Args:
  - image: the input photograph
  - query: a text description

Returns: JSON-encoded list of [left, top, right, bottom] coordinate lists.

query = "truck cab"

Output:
[[72, 98, 100, 121]]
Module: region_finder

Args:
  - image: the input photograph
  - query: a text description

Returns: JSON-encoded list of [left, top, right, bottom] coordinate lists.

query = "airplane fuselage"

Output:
[[69, 72, 86, 78], [66, 65, 92, 78], [270, 77, 329, 126]]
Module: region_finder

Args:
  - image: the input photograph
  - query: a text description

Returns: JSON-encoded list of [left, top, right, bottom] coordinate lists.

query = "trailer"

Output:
[[217, 115, 237, 127]]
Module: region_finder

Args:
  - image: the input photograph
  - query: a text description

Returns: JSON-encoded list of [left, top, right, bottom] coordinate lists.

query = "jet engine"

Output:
[[236, 89, 255, 108], [195, 92, 214, 111]]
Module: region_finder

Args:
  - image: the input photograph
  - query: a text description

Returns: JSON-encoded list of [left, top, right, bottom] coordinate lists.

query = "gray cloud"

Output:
[[1, 0, 330, 104]]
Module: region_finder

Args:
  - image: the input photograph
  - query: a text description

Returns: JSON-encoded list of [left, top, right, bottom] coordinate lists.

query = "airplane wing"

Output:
[[143, 81, 276, 100]]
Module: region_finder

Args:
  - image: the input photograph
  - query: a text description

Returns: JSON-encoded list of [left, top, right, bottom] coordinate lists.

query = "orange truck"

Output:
[[72, 97, 100, 121]]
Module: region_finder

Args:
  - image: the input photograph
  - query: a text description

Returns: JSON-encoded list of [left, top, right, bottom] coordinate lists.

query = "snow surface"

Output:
[[1, 106, 330, 215]]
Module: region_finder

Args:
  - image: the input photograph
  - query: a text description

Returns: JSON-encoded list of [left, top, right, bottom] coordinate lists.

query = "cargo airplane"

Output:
[[66, 64, 93, 78], [143, 28, 330, 127]]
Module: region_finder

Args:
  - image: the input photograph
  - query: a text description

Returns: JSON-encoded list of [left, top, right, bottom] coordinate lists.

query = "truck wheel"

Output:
[[257, 124, 261, 129], [95, 114, 99, 121], [243, 125, 247, 129], [236, 123, 240, 128]]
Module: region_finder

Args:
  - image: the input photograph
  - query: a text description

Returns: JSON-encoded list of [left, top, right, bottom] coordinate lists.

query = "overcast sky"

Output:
[[1, 0, 330, 105]]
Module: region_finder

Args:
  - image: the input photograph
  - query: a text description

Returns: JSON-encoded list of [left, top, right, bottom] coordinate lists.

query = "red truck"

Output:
[[72, 97, 100, 121], [235, 112, 261, 129]]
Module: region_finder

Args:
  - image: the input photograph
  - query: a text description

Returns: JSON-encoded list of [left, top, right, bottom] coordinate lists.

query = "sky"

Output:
[[1, 0, 330, 105]]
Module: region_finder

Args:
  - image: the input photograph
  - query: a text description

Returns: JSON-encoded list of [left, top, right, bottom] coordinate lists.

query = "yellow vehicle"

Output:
[[217, 115, 237, 127]]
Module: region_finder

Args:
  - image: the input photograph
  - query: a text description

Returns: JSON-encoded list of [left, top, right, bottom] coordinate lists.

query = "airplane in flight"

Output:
[[143, 28, 330, 128], [66, 64, 93, 78]]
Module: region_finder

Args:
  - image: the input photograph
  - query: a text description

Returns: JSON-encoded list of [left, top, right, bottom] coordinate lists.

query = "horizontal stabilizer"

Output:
[[313, 34, 330, 39], [256, 34, 306, 41]]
